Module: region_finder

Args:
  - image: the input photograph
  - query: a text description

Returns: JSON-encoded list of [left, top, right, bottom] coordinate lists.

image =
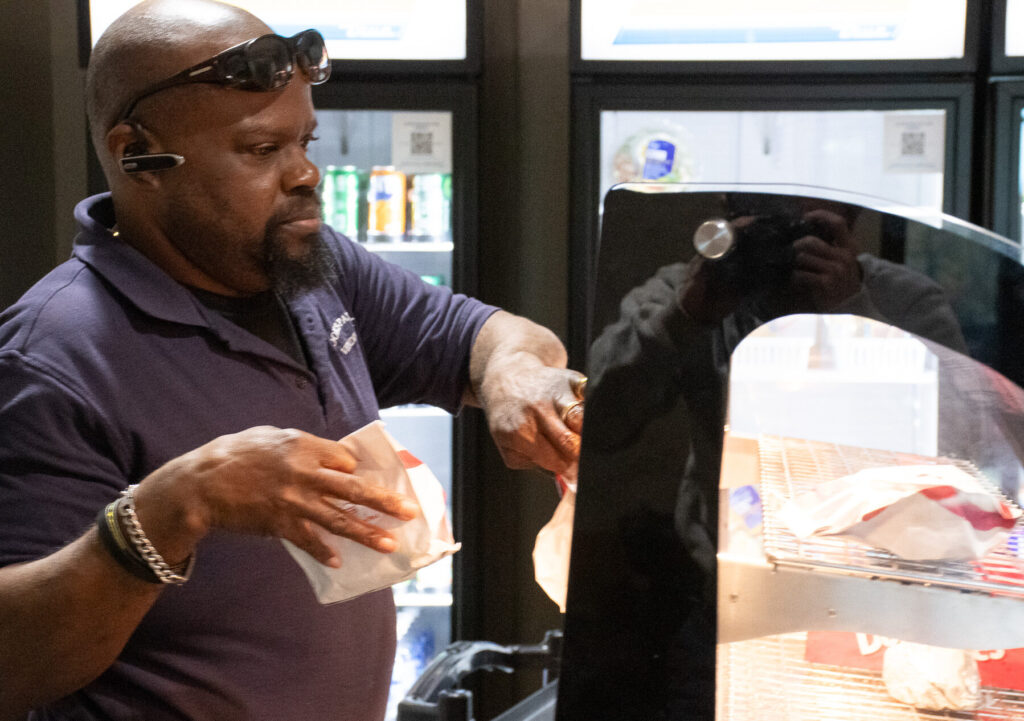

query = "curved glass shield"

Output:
[[558, 183, 1024, 720]]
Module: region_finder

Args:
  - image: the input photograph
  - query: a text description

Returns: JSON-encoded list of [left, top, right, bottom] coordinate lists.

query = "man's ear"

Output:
[[106, 122, 185, 181]]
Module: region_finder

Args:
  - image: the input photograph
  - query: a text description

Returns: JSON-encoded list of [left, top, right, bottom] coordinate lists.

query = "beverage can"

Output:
[[367, 166, 407, 240], [408, 173, 451, 241], [321, 165, 361, 239]]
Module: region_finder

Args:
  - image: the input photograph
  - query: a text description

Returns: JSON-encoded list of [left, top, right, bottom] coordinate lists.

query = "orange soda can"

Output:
[[367, 166, 406, 240]]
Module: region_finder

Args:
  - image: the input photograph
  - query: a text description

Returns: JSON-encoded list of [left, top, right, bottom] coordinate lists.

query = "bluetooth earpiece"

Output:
[[117, 120, 186, 174], [119, 152, 186, 174]]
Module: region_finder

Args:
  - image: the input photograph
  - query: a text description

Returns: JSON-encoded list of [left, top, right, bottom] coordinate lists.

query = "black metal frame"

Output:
[[76, 0, 482, 76], [568, 80, 977, 369], [569, 0, 984, 77], [991, 79, 1024, 241]]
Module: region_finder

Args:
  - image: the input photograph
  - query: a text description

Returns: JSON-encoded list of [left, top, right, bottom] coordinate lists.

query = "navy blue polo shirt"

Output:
[[0, 194, 497, 720]]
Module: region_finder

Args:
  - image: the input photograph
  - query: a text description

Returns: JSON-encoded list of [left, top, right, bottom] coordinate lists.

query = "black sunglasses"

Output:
[[117, 28, 330, 123]]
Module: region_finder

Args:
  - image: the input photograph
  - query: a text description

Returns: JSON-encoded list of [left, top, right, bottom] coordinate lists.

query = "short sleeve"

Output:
[[0, 352, 127, 567], [331, 235, 498, 412]]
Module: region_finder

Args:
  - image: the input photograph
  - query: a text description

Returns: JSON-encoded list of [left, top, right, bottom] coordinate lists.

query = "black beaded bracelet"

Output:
[[95, 500, 162, 584]]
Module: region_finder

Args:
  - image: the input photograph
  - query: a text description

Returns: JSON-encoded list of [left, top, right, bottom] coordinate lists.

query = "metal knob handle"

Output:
[[693, 218, 735, 259]]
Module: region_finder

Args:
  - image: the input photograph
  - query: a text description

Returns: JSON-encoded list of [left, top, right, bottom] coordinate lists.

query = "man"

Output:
[[0, 2, 584, 719]]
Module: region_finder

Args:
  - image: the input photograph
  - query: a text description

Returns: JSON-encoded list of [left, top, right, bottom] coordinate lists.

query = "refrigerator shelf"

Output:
[[393, 591, 454, 608], [362, 240, 455, 253], [717, 633, 1024, 721]]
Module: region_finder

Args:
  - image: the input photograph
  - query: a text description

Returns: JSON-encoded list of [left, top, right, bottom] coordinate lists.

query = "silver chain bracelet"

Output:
[[119, 484, 194, 585]]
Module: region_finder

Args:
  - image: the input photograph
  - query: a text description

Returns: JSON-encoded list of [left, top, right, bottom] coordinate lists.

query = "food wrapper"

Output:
[[282, 420, 460, 604], [533, 475, 576, 613], [778, 464, 1020, 560], [882, 641, 982, 711], [806, 631, 1024, 694]]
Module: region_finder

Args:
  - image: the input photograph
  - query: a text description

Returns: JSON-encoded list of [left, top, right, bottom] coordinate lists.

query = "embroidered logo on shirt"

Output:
[[329, 313, 358, 355]]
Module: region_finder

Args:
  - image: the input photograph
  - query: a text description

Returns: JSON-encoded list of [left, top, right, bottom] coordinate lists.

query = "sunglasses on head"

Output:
[[117, 28, 330, 123]]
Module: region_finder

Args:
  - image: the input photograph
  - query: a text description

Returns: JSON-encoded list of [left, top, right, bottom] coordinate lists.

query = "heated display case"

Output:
[[558, 183, 1024, 721], [400, 183, 1024, 721]]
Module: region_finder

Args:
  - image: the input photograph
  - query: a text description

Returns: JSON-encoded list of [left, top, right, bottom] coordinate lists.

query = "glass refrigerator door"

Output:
[[599, 108, 947, 217], [88, 0, 469, 60], [308, 108, 455, 721], [579, 0, 968, 63]]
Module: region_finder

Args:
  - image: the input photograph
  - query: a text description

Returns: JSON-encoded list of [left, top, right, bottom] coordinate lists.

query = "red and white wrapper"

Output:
[[779, 464, 1020, 560], [283, 420, 460, 604]]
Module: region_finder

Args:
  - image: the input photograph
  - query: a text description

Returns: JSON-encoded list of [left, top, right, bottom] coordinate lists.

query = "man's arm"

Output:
[[0, 427, 418, 717], [464, 310, 585, 476]]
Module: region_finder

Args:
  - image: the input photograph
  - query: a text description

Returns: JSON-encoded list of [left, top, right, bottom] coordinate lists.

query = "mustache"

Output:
[[269, 189, 322, 226]]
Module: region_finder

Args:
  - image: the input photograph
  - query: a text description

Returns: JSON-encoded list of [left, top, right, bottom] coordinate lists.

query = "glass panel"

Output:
[[311, 109, 456, 721], [89, 0, 468, 60], [599, 109, 947, 219], [1018, 107, 1024, 241], [580, 0, 967, 62], [311, 109, 454, 281], [1009, 0, 1024, 57], [558, 183, 1024, 721]]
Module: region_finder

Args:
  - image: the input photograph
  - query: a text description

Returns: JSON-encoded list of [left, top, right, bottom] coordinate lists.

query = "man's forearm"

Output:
[[464, 310, 568, 407], [0, 530, 165, 717]]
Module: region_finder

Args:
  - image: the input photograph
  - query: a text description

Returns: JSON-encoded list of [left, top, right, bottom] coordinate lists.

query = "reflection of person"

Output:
[[572, 202, 969, 721], [588, 204, 968, 454], [0, 2, 583, 719]]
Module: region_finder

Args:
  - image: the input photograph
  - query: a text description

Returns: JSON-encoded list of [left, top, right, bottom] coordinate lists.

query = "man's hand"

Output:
[[133, 427, 420, 569], [467, 311, 585, 478]]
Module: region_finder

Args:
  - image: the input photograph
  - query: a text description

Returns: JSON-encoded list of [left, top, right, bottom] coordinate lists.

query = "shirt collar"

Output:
[[72, 193, 211, 328], [70, 193, 325, 371]]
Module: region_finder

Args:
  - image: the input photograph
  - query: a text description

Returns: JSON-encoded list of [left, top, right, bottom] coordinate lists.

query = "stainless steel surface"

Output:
[[717, 634, 1024, 721]]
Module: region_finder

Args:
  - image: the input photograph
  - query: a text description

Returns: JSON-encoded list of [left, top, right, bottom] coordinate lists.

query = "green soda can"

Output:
[[322, 165, 361, 240], [320, 166, 339, 226], [409, 173, 452, 241]]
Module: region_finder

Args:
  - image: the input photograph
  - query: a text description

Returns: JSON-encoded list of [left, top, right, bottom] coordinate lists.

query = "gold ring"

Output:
[[560, 399, 584, 425], [570, 375, 588, 399]]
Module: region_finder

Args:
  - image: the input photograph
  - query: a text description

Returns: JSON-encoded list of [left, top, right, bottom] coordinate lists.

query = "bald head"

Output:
[[85, 0, 270, 168]]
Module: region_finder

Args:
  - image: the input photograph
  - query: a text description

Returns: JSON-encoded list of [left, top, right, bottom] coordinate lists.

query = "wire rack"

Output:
[[717, 634, 1024, 721], [756, 436, 1024, 597]]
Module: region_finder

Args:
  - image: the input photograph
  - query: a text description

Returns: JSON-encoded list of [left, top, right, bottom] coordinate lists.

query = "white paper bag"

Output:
[[283, 420, 460, 604], [532, 476, 576, 613], [780, 464, 1020, 560]]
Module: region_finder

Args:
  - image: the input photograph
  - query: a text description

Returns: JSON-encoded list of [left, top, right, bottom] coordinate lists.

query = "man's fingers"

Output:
[[308, 498, 401, 554], [499, 430, 575, 475], [315, 469, 420, 521], [538, 407, 583, 464], [285, 519, 342, 568], [559, 399, 585, 433]]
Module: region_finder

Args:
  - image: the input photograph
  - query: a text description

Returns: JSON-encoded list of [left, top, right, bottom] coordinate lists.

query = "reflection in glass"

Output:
[[557, 184, 1024, 721]]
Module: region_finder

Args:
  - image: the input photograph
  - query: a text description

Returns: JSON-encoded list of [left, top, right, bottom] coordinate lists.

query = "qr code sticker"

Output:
[[900, 131, 925, 157], [411, 131, 433, 156]]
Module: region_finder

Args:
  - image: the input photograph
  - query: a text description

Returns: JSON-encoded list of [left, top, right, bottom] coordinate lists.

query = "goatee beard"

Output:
[[261, 196, 336, 298]]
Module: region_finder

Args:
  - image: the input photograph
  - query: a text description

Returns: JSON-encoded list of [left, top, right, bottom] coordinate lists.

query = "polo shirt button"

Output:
[[295, 377, 309, 390]]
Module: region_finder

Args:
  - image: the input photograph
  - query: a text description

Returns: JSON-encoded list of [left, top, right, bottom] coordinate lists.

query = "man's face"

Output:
[[142, 77, 327, 296]]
